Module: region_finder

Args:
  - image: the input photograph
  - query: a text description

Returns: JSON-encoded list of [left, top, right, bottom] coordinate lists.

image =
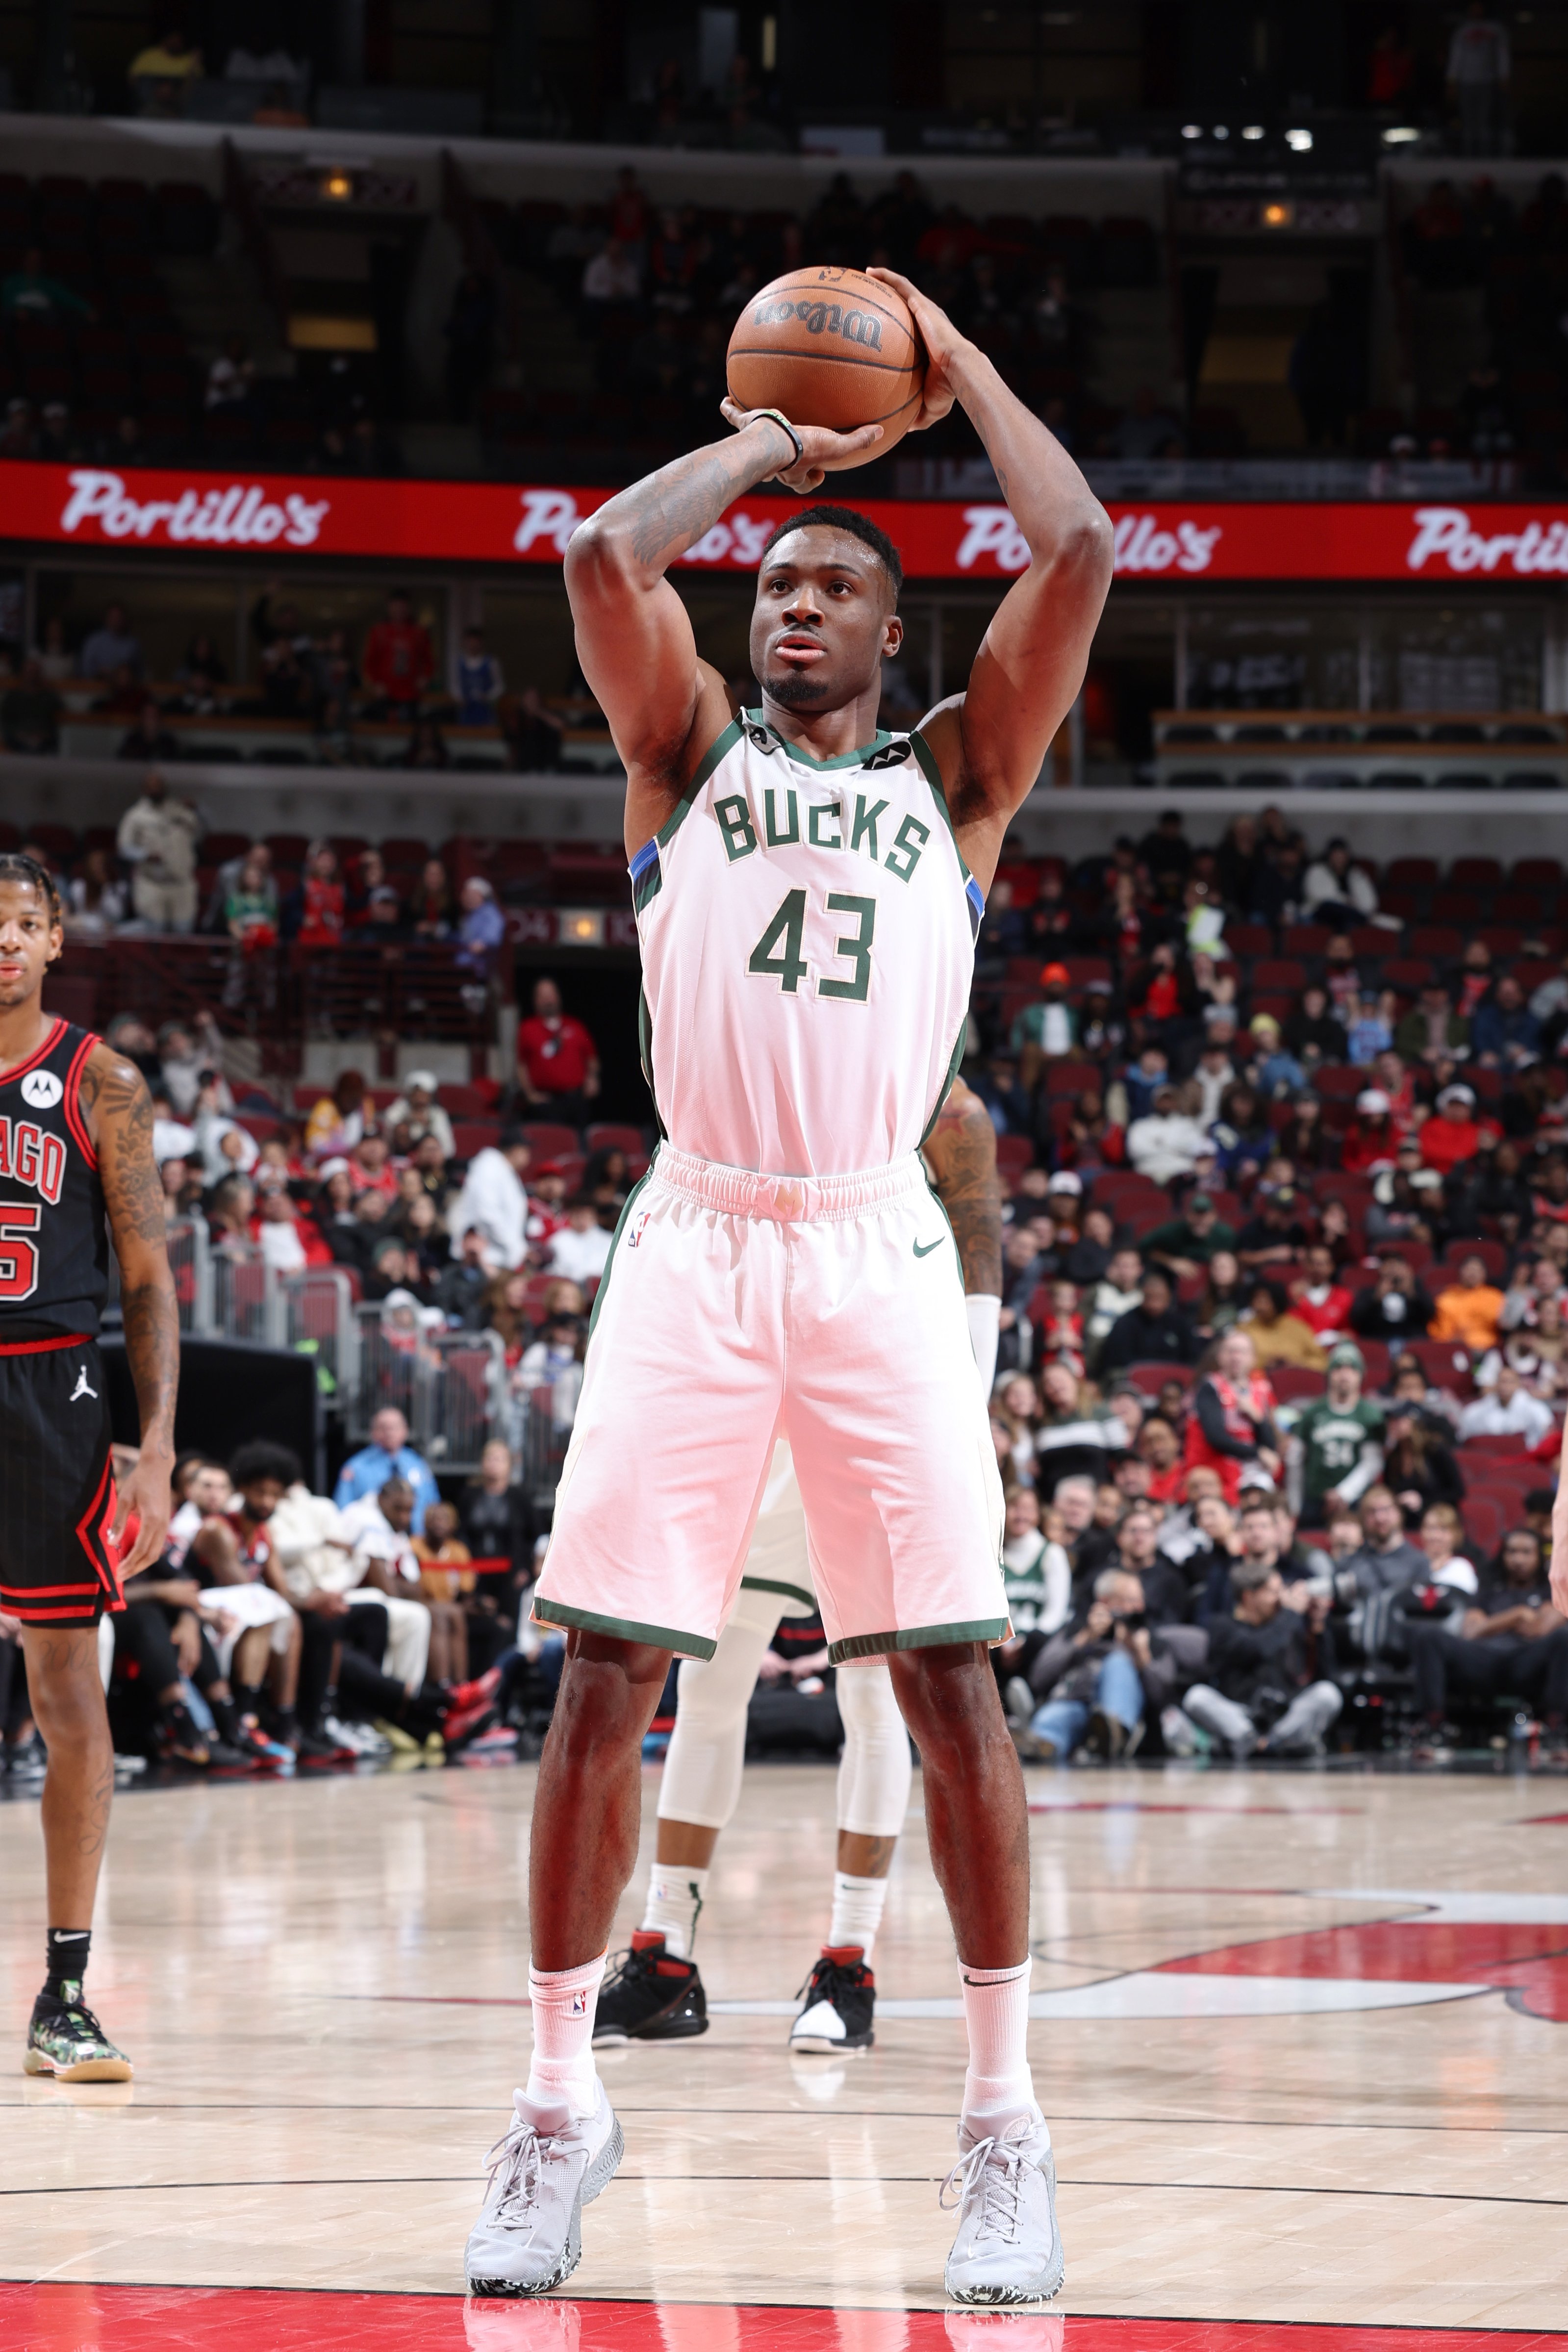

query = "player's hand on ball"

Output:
[[720, 397, 885, 492], [865, 268, 962, 431]]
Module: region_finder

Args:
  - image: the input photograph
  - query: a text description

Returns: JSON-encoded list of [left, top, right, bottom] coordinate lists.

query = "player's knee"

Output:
[[27, 1648, 108, 1746], [553, 1639, 669, 1756], [887, 1643, 1002, 1758]]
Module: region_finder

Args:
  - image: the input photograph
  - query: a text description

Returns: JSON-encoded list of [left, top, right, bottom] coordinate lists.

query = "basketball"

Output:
[[726, 265, 925, 466]]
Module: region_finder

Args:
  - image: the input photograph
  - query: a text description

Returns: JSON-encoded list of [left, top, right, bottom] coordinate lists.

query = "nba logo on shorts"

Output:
[[626, 1211, 652, 1251]]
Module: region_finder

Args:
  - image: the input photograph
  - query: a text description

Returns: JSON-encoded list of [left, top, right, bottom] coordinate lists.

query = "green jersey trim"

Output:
[[532, 1595, 715, 1661], [658, 718, 744, 847], [908, 727, 977, 884], [586, 1165, 656, 1342], [739, 1575, 817, 1611], [744, 708, 896, 772], [829, 1615, 1011, 1664]]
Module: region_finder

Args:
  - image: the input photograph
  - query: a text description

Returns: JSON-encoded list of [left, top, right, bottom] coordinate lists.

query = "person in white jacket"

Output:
[[1127, 1085, 1210, 1185], [1302, 839, 1378, 925], [446, 1131, 532, 1267]]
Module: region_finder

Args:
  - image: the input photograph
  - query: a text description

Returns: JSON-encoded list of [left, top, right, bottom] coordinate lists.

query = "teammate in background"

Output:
[[1288, 1343, 1385, 1524], [0, 853, 177, 2081], [464, 267, 1111, 2303], [595, 1078, 1002, 2056]]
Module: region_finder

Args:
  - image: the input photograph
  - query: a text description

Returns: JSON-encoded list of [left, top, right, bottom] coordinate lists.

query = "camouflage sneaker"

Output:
[[24, 1989, 133, 2082]]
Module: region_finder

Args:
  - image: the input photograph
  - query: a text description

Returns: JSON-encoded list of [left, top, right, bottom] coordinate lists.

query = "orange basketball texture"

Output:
[[726, 267, 926, 467]]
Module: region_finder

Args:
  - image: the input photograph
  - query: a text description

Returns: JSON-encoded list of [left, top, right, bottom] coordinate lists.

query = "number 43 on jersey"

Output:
[[748, 889, 876, 1002]]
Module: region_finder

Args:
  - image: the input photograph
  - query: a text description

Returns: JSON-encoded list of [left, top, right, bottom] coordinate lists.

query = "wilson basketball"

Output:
[[726, 266, 925, 466]]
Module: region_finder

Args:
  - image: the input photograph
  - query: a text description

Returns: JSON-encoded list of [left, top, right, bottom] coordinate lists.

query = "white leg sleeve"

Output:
[[656, 1579, 784, 1829], [835, 1658, 913, 1839], [97, 1614, 114, 1693]]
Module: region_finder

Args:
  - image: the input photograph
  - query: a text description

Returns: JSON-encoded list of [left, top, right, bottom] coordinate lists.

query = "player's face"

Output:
[[751, 528, 902, 713], [0, 880, 62, 1009]]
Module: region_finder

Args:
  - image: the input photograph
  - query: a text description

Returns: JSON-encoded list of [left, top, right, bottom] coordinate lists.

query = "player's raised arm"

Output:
[[868, 268, 1113, 888], [564, 411, 884, 838], [80, 1046, 177, 1573]]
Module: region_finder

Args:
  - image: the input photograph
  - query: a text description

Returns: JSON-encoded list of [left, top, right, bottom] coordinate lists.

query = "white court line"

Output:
[[711, 1975, 1485, 2020]]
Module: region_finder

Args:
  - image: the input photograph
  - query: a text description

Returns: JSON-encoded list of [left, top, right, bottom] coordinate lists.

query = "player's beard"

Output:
[[763, 666, 832, 708]]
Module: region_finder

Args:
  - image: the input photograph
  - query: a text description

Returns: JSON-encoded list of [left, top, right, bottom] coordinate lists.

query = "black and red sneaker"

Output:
[[592, 1932, 709, 2045], [789, 1946, 876, 2053]]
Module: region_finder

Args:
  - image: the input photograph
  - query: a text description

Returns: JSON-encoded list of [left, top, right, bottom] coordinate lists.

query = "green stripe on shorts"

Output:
[[828, 1617, 1011, 1665], [531, 1596, 716, 1660], [739, 1575, 817, 1611]]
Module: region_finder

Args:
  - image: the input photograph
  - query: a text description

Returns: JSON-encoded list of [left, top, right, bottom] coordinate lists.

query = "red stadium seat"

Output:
[[1271, 1366, 1326, 1403], [1125, 1363, 1193, 1398], [1462, 1493, 1506, 1558], [520, 1122, 580, 1158], [450, 1121, 501, 1160], [1440, 1238, 1507, 1282]]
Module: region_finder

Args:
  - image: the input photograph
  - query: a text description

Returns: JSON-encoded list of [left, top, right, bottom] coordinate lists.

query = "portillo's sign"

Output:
[[3, 460, 1568, 583]]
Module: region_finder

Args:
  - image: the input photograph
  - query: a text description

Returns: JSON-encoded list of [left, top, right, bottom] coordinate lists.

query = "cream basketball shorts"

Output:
[[532, 1143, 1008, 1664]]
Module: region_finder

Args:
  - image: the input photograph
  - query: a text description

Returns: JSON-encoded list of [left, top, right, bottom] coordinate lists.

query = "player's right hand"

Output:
[[719, 398, 885, 493]]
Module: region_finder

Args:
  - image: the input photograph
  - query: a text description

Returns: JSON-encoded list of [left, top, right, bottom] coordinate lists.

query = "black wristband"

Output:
[[752, 408, 803, 470]]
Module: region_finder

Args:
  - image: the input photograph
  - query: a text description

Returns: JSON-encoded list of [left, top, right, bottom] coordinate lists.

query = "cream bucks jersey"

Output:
[[629, 710, 981, 1176]]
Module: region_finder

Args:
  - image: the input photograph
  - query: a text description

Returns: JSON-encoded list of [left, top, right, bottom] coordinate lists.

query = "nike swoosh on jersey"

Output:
[[913, 1237, 945, 1258]]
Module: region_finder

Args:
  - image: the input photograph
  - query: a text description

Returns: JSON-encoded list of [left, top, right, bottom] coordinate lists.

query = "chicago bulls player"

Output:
[[0, 853, 177, 2081]]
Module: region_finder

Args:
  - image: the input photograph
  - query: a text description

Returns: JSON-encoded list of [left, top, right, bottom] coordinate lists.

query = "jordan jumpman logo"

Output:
[[70, 1367, 98, 1402]]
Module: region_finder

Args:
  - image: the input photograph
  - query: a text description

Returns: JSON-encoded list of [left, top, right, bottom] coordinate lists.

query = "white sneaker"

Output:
[[464, 2084, 622, 2296], [942, 2115, 1064, 2304], [325, 1715, 391, 1758]]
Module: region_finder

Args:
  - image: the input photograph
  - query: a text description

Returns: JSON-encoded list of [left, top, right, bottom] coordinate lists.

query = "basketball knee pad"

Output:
[[835, 1657, 913, 1838]]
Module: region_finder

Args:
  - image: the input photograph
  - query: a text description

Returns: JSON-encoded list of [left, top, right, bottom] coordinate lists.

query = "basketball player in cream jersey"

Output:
[[465, 268, 1113, 2303], [593, 1080, 1001, 2059]]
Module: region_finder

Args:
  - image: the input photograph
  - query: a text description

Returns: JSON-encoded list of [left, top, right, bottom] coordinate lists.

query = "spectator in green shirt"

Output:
[[1141, 1192, 1237, 1280], [1010, 960, 1078, 1091]]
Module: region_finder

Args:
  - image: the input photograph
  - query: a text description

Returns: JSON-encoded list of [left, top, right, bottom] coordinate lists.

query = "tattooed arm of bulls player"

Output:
[[924, 1075, 1003, 1299], [79, 1045, 177, 1573]]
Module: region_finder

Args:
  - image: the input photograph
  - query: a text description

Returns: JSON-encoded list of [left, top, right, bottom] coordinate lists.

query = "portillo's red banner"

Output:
[[5, 460, 1568, 582]]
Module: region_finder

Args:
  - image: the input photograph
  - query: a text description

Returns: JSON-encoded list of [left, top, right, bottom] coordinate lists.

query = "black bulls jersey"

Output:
[[0, 1019, 109, 1339]]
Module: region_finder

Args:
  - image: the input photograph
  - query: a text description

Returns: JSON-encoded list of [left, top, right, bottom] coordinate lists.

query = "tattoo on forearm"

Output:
[[122, 1278, 178, 1444], [84, 1048, 179, 1443], [618, 433, 778, 574], [931, 1108, 1004, 1297]]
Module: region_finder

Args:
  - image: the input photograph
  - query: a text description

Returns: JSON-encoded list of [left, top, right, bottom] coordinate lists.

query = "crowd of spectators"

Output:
[[0, 590, 569, 772], [0, 1413, 560, 1778], [973, 801, 1568, 1763], [480, 163, 1159, 472], [1390, 168, 1568, 475]]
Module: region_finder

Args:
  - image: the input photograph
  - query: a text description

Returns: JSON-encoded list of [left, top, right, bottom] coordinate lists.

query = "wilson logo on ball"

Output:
[[750, 298, 885, 349]]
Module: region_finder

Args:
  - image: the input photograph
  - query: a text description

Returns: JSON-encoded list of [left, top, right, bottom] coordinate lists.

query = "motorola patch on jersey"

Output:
[[20, 1071, 63, 1110]]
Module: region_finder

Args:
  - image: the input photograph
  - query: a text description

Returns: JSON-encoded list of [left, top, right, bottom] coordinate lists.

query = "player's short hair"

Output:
[[760, 504, 904, 602], [0, 850, 61, 922], [228, 1440, 302, 1489]]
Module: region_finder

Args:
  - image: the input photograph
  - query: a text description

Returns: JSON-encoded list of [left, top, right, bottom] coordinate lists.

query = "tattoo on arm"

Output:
[[931, 1105, 1004, 1298], [85, 1049, 179, 1449], [612, 427, 789, 576]]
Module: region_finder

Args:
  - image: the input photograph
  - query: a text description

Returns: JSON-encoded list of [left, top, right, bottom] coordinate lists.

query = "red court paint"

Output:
[[0, 2293, 1562, 2352]]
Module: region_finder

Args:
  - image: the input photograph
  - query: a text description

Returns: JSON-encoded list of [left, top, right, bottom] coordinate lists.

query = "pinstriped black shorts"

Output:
[[0, 1335, 121, 1627]]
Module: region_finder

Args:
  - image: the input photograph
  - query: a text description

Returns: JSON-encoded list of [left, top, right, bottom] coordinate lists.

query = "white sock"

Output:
[[827, 1871, 888, 1960], [959, 1957, 1044, 2143], [640, 1864, 708, 1959], [525, 1953, 605, 2119]]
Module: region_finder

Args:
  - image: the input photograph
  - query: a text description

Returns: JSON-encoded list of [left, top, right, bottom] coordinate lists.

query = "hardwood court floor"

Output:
[[2, 1761, 1568, 2335]]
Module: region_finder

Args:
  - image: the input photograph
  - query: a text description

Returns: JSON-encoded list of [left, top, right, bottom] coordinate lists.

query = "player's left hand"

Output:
[[113, 1446, 174, 1577], [864, 268, 966, 432]]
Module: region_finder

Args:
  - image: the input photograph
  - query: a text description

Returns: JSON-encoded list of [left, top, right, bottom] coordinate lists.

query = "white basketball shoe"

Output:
[[464, 2083, 623, 2296], [941, 2114, 1064, 2304]]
